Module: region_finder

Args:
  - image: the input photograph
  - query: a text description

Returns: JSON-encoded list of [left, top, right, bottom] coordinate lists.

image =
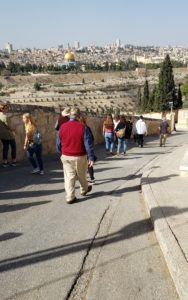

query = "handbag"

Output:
[[33, 130, 42, 145], [116, 128, 125, 138]]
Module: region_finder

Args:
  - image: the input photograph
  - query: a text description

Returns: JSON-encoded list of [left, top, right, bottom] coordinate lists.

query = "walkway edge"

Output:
[[141, 169, 188, 300]]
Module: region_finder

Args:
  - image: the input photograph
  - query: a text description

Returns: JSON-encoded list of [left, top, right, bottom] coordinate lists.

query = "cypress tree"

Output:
[[137, 86, 142, 112], [174, 84, 183, 109], [142, 80, 149, 112], [148, 85, 156, 112], [153, 86, 161, 112], [158, 54, 176, 111]]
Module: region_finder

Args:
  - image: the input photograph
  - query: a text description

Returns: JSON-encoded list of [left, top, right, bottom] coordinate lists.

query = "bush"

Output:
[[34, 82, 41, 91]]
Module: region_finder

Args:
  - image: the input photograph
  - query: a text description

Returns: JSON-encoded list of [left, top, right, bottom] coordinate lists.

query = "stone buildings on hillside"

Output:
[[1, 42, 188, 68]]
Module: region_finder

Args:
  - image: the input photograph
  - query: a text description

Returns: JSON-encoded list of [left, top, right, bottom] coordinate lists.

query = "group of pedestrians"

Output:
[[0, 102, 170, 204], [103, 114, 149, 155]]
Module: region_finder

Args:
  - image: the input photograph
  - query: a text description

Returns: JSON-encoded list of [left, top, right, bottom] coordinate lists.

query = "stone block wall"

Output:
[[0, 104, 57, 162], [176, 109, 188, 130], [0, 104, 161, 163]]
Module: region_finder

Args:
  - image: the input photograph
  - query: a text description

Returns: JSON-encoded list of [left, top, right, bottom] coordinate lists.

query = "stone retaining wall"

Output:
[[0, 104, 161, 163]]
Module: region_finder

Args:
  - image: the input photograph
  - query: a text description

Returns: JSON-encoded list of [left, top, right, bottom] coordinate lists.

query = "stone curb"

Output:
[[141, 168, 188, 300]]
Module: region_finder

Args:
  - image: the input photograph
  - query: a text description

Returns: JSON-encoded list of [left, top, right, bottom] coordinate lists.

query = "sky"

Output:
[[1, 0, 188, 49]]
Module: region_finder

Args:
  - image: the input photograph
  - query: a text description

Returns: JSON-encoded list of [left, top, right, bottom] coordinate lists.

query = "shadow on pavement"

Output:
[[0, 158, 63, 193], [0, 205, 187, 273], [0, 232, 22, 242], [0, 200, 51, 213], [0, 189, 64, 201], [142, 174, 178, 184]]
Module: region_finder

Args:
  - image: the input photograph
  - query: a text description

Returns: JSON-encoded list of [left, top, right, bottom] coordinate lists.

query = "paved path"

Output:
[[0, 135, 183, 300], [142, 133, 188, 300]]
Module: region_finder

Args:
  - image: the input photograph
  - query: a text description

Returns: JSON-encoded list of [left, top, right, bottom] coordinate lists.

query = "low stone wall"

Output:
[[0, 104, 57, 162], [0, 104, 161, 163], [144, 119, 161, 135], [0, 104, 105, 162], [176, 109, 188, 130]]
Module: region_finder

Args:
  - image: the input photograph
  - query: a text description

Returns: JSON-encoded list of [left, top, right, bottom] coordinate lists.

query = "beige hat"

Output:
[[61, 107, 70, 117], [70, 107, 81, 118]]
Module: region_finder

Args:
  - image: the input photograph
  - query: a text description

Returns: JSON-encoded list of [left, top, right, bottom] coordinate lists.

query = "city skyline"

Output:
[[1, 0, 188, 49]]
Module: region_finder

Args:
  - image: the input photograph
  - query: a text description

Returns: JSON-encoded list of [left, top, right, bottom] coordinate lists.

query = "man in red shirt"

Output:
[[59, 108, 94, 204]]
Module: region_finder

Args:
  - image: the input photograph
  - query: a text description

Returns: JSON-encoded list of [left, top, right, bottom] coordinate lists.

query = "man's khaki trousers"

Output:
[[61, 155, 88, 202], [160, 133, 167, 146]]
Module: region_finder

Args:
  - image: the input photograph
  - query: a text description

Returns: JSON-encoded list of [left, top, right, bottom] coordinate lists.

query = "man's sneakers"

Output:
[[66, 186, 92, 204], [67, 197, 77, 204], [81, 185, 92, 196]]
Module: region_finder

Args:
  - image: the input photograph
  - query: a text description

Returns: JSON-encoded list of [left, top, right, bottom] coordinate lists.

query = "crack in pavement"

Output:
[[65, 206, 110, 300]]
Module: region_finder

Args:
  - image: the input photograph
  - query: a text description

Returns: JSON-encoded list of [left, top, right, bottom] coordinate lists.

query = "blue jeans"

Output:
[[104, 132, 114, 152], [27, 143, 43, 171], [117, 138, 127, 153], [1, 139, 17, 161]]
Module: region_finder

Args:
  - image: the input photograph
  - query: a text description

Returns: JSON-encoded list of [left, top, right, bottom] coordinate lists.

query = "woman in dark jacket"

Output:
[[0, 103, 17, 167], [79, 116, 96, 184], [115, 115, 127, 156]]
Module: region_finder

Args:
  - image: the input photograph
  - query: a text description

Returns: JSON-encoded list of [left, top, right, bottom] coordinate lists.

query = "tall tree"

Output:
[[137, 86, 142, 112], [181, 76, 188, 101], [158, 54, 177, 111], [147, 85, 156, 112], [142, 80, 149, 112], [153, 86, 161, 112], [174, 84, 183, 109]]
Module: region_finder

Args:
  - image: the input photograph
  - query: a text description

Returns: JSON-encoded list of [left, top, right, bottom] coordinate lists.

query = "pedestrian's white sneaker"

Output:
[[88, 179, 95, 185], [39, 170, 44, 175], [31, 168, 40, 174]]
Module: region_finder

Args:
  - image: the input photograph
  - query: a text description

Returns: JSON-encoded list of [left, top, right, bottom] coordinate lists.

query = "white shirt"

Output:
[[136, 119, 147, 135], [113, 119, 120, 130]]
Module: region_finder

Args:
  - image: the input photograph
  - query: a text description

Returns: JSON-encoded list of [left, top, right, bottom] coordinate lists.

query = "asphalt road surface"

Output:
[[0, 134, 181, 300]]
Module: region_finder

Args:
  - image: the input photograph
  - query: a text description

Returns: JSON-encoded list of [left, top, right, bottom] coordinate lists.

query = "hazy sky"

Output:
[[1, 0, 188, 49]]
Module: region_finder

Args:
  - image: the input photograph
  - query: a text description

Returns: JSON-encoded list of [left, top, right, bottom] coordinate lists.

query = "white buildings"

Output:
[[5, 42, 13, 54], [74, 41, 80, 50]]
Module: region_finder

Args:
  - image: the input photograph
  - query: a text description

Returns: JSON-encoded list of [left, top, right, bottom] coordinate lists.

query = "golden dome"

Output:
[[64, 52, 75, 61]]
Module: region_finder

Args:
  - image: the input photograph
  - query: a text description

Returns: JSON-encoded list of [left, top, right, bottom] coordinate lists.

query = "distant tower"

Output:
[[5, 42, 13, 53], [74, 41, 80, 49], [116, 39, 121, 48]]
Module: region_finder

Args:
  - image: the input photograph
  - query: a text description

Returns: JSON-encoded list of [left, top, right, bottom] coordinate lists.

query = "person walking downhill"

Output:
[[132, 118, 138, 143], [115, 115, 127, 156], [113, 114, 120, 147], [22, 113, 44, 175], [59, 108, 94, 204], [79, 116, 96, 184], [55, 107, 70, 153], [54, 107, 70, 131], [136, 116, 147, 147], [0, 103, 17, 167], [103, 114, 114, 155], [159, 116, 169, 147]]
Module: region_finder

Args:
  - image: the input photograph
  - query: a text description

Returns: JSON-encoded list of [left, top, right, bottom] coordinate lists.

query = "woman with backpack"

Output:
[[22, 113, 44, 174]]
